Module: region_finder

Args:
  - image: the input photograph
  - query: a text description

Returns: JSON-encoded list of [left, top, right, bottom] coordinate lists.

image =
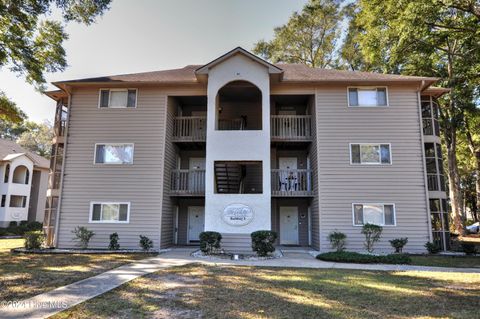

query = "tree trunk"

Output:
[[446, 131, 465, 234], [464, 117, 480, 223]]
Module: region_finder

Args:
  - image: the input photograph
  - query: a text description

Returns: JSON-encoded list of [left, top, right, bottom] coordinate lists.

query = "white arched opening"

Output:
[[12, 165, 29, 184]]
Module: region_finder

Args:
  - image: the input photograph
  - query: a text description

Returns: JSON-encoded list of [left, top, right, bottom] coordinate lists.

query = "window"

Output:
[[94, 144, 134, 164], [353, 203, 396, 226], [350, 143, 391, 164], [1, 195, 5, 207], [99, 89, 137, 108], [89, 202, 130, 223], [9, 195, 27, 208], [4, 164, 9, 183], [348, 87, 388, 107]]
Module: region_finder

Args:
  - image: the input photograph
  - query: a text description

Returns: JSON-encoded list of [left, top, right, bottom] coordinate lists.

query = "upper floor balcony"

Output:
[[271, 169, 313, 197], [172, 116, 207, 142], [271, 115, 312, 142], [171, 169, 206, 196]]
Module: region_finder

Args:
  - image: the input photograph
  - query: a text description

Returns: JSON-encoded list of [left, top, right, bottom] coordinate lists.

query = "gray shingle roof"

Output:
[[0, 139, 49, 169]]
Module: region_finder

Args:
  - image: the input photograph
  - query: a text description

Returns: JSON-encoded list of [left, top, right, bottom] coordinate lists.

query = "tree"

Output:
[[17, 121, 53, 158], [0, 0, 111, 121], [253, 0, 344, 68], [345, 0, 480, 234]]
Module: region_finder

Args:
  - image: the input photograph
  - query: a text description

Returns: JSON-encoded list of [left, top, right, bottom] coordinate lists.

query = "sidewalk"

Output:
[[1, 249, 478, 319]]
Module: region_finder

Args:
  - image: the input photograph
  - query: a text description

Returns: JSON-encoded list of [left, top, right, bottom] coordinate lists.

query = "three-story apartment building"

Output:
[[43, 47, 449, 252]]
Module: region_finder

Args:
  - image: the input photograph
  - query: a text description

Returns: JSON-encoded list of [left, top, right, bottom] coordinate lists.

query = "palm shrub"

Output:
[[199, 231, 222, 254], [139, 235, 153, 252], [251, 230, 277, 257], [109, 232, 120, 250], [24, 230, 44, 250], [361, 223, 382, 253], [389, 237, 408, 253], [424, 241, 441, 254], [71, 226, 95, 249], [328, 231, 347, 252]]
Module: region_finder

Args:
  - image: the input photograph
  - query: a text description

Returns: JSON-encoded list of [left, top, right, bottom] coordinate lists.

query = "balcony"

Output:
[[172, 116, 206, 142], [427, 174, 446, 192], [271, 169, 313, 197], [271, 115, 312, 142], [171, 169, 205, 196], [422, 118, 440, 136]]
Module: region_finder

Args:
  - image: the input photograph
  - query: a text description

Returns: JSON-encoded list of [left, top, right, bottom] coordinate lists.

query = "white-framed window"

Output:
[[89, 202, 130, 223], [94, 143, 134, 164], [98, 89, 137, 108], [348, 87, 388, 107], [353, 203, 396, 226], [350, 143, 391, 165]]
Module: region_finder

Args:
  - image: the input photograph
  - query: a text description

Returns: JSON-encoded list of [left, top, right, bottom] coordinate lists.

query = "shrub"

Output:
[[9, 221, 18, 228], [425, 241, 441, 254], [139, 235, 153, 252], [199, 231, 222, 254], [251, 230, 277, 257], [461, 243, 477, 255], [361, 224, 383, 253], [109, 232, 120, 250], [316, 251, 411, 264], [25, 221, 43, 231], [389, 237, 408, 253], [24, 231, 44, 250], [71, 226, 95, 249], [328, 231, 347, 252]]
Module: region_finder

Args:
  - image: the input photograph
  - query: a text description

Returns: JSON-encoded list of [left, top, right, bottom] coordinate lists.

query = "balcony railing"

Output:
[[48, 171, 62, 190], [271, 115, 312, 141], [172, 116, 206, 142], [218, 118, 245, 130], [422, 118, 440, 137], [271, 169, 313, 196], [427, 174, 446, 192], [171, 169, 205, 195], [54, 119, 67, 137]]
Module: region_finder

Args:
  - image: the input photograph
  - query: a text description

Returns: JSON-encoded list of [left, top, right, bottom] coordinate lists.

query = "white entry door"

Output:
[[188, 206, 204, 242], [280, 206, 299, 245], [189, 158, 205, 192], [279, 157, 298, 191]]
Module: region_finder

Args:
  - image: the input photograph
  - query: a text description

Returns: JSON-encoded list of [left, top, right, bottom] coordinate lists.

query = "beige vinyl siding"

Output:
[[309, 96, 320, 250], [57, 87, 167, 249], [160, 97, 180, 248], [316, 85, 429, 253]]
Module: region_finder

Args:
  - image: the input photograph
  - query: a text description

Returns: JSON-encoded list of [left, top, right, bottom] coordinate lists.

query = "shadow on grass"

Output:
[[52, 264, 480, 319]]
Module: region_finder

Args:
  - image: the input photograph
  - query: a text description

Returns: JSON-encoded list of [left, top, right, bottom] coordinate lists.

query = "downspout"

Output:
[[53, 87, 72, 247], [416, 89, 433, 244]]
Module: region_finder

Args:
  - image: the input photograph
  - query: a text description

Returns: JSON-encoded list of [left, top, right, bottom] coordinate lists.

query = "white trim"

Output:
[[349, 143, 392, 165], [352, 203, 396, 226], [89, 201, 130, 223], [97, 88, 138, 108], [93, 143, 134, 165], [187, 206, 204, 243], [347, 86, 389, 107]]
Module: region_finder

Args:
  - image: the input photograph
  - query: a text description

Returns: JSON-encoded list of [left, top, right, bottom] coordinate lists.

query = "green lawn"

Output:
[[0, 238, 154, 301], [411, 254, 480, 268], [52, 264, 480, 319]]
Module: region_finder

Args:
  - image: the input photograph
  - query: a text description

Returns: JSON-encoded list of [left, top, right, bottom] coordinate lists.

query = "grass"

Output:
[[52, 264, 480, 319], [410, 255, 480, 268], [0, 238, 154, 301]]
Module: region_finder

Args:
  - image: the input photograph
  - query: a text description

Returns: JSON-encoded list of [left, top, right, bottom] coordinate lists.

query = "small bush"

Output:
[[24, 231, 44, 250], [25, 221, 43, 231], [425, 241, 441, 254], [9, 221, 18, 228], [109, 232, 120, 250], [251, 230, 277, 257], [328, 231, 347, 252], [199, 231, 222, 254], [389, 237, 408, 253], [139, 235, 153, 252], [362, 224, 383, 253], [461, 243, 477, 255], [316, 251, 411, 264], [71, 226, 95, 249]]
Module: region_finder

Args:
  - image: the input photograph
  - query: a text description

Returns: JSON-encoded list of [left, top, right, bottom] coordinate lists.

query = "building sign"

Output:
[[222, 203, 254, 226]]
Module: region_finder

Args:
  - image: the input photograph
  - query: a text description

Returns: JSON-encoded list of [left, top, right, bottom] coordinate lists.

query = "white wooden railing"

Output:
[[271, 115, 312, 141], [218, 118, 245, 130], [172, 116, 206, 141], [271, 169, 313, 196], [171, 169, 205, 195]]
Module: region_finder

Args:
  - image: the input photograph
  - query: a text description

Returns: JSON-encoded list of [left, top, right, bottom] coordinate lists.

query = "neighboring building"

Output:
[[0, 139, 49, 227], [43, 47, 449, 252]]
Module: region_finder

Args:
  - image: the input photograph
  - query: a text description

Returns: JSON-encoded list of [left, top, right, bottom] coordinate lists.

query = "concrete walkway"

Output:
[[1, 249, 479, 319]]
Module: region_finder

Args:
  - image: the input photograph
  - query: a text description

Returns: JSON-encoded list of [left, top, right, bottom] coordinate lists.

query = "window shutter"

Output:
[[384, 205, 395, 225], [377, 88, 387, 106], [92, 204, 101, 221], [119, 204, 128, 221], [100, 90, 110, 107], [348, 88, 358, 106], [380, 144, 391, 164], [127, 90, 136, 107], [351, 144, 361, 163], [353, 204, 363, 225]]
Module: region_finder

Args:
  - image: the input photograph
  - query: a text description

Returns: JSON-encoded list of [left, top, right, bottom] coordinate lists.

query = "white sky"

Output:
[[0, 0, 308, 122]]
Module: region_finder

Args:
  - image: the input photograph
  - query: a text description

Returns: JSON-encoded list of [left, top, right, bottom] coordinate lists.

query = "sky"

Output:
[[0, 0, 309, 122]]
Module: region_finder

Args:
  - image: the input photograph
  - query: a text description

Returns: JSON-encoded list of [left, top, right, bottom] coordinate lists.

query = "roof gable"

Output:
[[195, 47, 283, 75]]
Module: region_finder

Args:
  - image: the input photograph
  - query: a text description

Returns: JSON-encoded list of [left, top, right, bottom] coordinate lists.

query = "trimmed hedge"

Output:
[[24, 231, 44, 250], [0, 221, 43, 236], [199, 231, 222, 254], [251, 230, 277, 257], [316, 251, 411, 264]]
